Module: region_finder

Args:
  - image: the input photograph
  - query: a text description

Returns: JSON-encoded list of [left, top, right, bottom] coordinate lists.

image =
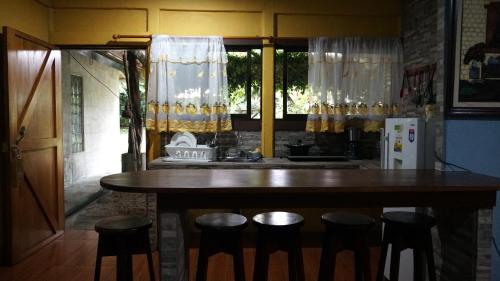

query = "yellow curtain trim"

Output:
[[307, 102, 401, 117], [146, 119, 156, 130], [147, 119, 232, 133], [305, 120, 345, 133], [305, 120, 384, 133], [363, 120, 384, 133]]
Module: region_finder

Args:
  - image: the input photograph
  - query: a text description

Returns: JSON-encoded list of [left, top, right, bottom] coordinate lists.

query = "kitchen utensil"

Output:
[[285, 140, 313, 156]]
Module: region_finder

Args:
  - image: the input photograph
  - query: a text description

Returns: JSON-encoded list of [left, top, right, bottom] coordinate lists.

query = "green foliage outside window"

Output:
[[227, 49, 262, 119], [275, 50, 309, 118], [225, 47, 310, 120], [120, 80, 146, 129]]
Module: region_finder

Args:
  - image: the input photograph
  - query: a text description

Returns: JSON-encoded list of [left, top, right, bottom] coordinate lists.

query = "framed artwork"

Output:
[[446, 0, 500, 117]]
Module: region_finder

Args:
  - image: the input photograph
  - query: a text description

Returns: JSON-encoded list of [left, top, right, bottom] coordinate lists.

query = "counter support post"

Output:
[[158, 196, 189, 281]]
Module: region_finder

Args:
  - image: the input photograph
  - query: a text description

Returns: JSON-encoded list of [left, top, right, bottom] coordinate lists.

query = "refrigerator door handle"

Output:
[[380, 128, 385, 169], [383, 131, 390, 169]]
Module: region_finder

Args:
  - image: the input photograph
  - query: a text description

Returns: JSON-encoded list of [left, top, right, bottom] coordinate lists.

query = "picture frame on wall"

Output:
[[446, 0, 500, 117]]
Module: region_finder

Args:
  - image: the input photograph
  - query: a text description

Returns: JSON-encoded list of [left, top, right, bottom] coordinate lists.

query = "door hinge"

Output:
[[1, 142, 8, 153]]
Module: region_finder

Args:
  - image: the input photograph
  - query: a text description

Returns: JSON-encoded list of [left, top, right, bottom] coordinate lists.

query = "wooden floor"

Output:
[[0, 230, 381, 281]]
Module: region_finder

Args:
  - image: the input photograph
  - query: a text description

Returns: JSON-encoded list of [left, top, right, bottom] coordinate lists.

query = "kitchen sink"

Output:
[[220, 157, 263, 162]]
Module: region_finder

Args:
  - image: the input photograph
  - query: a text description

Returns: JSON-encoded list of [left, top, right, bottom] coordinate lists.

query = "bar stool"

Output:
[[94, 215, 155, 281], [376, 211, 436, 281], [194, 212, 248, 281], [318, 212, 375, 281], [252, 211, 305, 281]]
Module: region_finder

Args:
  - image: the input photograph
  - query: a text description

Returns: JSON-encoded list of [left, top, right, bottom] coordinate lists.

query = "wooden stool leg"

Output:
[[318, 232, 336, 281], [287, 234, 305, 281], [233, 236, 246, 281], [94, 239, 103, 281], [196, 233, 210, 281], [145, 234, 156, 281], [116, 254, 133, 281], [376, 236, 389, 281], [413, 248, 424, 281], [355, 237, 371, 281], [424, 231, 437, 281], [389, 243, 400, 281], [253, 234, 269, 281]]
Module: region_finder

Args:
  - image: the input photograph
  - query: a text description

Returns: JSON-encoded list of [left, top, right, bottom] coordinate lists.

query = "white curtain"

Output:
[[306, 37, 403, 133], [146, 35, 232, 133]]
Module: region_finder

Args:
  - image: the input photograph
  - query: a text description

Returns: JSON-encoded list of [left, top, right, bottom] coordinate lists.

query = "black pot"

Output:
[[285, 143, 313, 156]]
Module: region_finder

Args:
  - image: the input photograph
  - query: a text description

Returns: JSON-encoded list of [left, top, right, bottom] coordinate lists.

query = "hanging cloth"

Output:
[[306, 37, 404, 133], [146, 35, 232, 133]]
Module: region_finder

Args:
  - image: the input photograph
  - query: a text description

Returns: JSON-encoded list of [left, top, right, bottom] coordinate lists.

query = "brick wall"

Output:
[[401, 0, 444, 155], [161, 130, 379, 159]]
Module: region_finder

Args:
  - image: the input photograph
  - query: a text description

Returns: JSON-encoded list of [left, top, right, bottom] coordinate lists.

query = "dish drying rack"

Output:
[[165, 132, 216, 161]]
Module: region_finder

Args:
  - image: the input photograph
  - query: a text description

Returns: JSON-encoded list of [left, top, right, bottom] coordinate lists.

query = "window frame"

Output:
[[225, 44, 263, 131], [274, 43, 308, 131], [70, 74, 85, 153]]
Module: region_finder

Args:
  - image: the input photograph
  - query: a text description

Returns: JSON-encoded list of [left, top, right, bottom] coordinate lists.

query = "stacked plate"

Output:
[[170, 132, 197, 147], [164, 132, 216, 161]]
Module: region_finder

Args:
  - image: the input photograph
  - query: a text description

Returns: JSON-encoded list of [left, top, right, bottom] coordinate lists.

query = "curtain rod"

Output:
[[112, 34, 277, 41]]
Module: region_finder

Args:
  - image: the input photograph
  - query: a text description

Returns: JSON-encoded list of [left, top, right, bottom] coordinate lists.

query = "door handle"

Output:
[[16, 126, 26, 145], [10, 144, 23, 189], [11, 144, 22, 160]]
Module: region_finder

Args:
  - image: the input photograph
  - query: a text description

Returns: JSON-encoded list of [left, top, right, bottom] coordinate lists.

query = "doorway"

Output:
[[61, 48, 147, 226]]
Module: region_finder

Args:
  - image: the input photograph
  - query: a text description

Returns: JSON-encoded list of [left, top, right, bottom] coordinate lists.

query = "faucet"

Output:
[[209, 132, 217, 147]]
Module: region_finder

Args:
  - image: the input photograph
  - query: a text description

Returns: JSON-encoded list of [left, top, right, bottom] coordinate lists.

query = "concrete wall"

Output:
[[0, 0, 50, 41], [62, 50, 123, 186]]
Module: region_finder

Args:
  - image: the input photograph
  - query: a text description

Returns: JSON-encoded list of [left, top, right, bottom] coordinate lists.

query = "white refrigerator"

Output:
[[381, 118, 434, 170], [380, 117, 435, 280]]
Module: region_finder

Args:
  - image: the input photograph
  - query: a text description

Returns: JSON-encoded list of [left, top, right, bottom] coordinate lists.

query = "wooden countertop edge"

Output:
[[99, 169, 500, 194]]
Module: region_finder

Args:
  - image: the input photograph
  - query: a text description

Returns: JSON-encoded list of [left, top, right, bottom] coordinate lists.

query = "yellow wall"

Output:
[[0, 0, 50, 40], [47, 0, 400, 44], [45, 0, 400, 157]]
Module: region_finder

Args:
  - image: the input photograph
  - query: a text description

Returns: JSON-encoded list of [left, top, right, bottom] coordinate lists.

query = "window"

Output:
[[70, 75, 84, 152], [226, 46, 262, 121], [275, 47, 309, 119]]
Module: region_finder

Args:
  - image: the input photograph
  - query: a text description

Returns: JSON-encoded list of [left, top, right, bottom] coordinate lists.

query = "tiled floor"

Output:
[[64, 176, 105, 217], [64, 174, 153, 230]]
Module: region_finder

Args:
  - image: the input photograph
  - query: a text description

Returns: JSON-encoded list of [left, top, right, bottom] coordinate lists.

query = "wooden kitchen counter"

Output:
[[100, 169, 500, 281], [101, 169, 500, 208]]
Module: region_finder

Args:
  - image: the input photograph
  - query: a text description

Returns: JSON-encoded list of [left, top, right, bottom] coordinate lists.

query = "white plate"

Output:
[[170, 132, 197, 147]]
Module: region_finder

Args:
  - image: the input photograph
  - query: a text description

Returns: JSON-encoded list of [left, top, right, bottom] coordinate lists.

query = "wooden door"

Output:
[[0, 26, 63, 265]]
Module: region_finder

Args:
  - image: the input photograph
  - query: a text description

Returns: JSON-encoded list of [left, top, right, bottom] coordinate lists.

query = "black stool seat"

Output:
[[322, 211, 375, 228], [95, 215, 152, 233], [195, 212, 248, 231], [252, 211, 305, 281], [253, 211, 304, 229], [94, 215, 155, 281], [381, 211, 436, 228], [318, 212, 375, 281], [376, 211, 436, 281], [195, 213, 248, 281]]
